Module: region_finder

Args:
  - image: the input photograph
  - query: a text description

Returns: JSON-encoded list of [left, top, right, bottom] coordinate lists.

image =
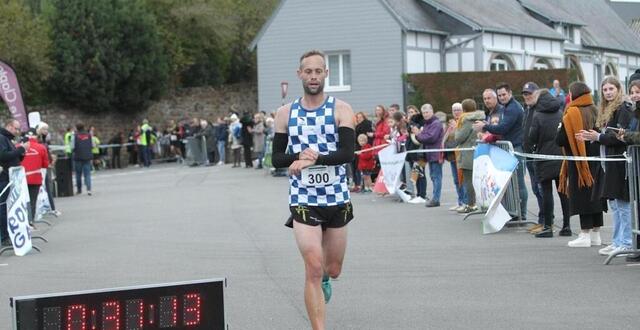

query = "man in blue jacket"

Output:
[[473, 83, 527, 220]]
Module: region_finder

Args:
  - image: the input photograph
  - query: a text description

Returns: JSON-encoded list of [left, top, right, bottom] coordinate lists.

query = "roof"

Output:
[[418, 0, 565, 40], [520, 0, 640, 55], [380, 0, 448, 35], [517, 0, 586, 26], [632, 18, 640, 36], [251, 0, 640, 55]]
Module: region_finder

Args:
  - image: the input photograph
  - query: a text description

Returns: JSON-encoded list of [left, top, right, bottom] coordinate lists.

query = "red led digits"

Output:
[[183, 293, 201, 326], [158, 296, 178, 328], [125, 299, 145, 330], [66, 304, 87, 330], [102, 301, 121, 330]]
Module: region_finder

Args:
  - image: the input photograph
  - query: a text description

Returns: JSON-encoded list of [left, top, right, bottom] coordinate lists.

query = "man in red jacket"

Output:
[[21, 129, 49, 226]]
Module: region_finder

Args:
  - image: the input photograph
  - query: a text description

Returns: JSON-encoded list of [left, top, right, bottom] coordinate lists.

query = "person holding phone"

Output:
[[576, 76, 634, 256]]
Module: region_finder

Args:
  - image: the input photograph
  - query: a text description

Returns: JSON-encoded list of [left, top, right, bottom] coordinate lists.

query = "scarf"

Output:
[[558, 94, 595, 194]]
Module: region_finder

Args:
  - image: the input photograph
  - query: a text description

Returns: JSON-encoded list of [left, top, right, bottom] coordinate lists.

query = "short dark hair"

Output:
[[569, 82, 591, 100], [389, 104, 400, 110], [495, 82, 511, 92], [299, 50, 326, 65], [76, 123, 85, 131]]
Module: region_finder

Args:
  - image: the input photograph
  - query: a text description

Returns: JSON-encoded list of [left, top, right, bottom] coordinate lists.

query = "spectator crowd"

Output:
[[345, 71, 640, 263]]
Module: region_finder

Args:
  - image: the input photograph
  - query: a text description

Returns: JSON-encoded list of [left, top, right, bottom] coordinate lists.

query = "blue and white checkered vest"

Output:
[[287, 96, 350, 206]]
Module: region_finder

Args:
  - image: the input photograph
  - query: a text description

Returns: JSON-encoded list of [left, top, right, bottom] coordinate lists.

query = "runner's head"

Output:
[[298, 50, 327, 96]]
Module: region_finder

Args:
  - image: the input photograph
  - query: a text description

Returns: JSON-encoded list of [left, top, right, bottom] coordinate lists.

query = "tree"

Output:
[[0, 0, 52, 105], [48, 0, 169, 113]]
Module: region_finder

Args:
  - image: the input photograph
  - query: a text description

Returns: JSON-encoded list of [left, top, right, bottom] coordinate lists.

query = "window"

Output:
[[563, 25, 574, 43], [566, 55, 585, 81], [605, 62, 617, 77], [489, 54, 514, 71], [325, 52, 351, 92], [532, 58, 553, 70]]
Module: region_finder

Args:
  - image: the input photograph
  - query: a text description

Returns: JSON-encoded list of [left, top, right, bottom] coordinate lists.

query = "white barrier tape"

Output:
[[355, 144, 475, 155], [406, 147, 475, 154], [513, 151, 629, 162], [49, 143, 135, 151], [354, 144, 389, 155]]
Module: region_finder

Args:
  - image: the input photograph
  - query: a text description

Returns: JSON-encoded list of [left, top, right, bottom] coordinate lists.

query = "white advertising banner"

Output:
[[377, 145, 407, 195], [7, 166, 32, 256], [472, 144, 518, 234], [35, 175, 52, 221]]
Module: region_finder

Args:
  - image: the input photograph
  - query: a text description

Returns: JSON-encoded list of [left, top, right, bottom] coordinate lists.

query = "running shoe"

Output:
[[322, 275, 332, 304], [598, 244, 617, 256]]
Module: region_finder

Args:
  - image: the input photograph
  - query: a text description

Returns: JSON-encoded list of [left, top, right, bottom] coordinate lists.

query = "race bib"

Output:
[[301, 166, 339, 187], [170, 135, 178, 141]]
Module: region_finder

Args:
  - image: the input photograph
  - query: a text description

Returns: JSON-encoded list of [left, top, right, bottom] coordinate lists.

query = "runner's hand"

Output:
[[288, 159, 315, 176], [300, 148, 319, 162]]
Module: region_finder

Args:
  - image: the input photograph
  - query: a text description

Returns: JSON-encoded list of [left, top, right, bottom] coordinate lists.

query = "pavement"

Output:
[[0, 162, 639, 329]]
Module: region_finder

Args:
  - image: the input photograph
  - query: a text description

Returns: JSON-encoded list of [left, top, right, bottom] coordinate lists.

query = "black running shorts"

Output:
[[286, 203, 354, 230]]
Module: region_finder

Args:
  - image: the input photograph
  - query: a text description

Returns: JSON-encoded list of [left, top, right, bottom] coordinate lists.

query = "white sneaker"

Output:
[[217, 161, 224, 165], [590, 231, 602, 246], [568, 233, 591, 247], [598, 244, 617, 256], [610, 246, 633, 257], [449, 205, 459, 211], [408, 197, 426, 204]]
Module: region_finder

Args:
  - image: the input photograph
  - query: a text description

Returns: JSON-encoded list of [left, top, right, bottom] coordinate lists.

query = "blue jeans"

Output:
[[75, 160, 92, 193], [514, 146, 528, 220], [217, 141, 226, 163], [525, 161, 544, 224], [611, 199, 632, 248], [141, 145, 151, 167], [449, 161, 466, 206], [428, 162, 443, 203]]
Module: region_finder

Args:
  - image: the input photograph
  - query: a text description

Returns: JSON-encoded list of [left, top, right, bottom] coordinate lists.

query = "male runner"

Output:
[[271, 50, 355, 330]]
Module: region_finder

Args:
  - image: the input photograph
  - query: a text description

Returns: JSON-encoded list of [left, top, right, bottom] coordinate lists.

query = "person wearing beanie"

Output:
[[21, 129, 49, 227], [629, 69, 640, 84]]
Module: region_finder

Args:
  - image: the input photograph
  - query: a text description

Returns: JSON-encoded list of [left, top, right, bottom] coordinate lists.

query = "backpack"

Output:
[[232, 124, 242, 140]]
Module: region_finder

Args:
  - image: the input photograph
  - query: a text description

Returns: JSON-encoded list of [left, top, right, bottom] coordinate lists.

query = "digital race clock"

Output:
[[10, 278, 226, 330]]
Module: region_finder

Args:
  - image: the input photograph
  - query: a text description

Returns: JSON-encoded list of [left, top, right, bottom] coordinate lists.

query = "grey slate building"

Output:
[[251, 0, 640, 113]]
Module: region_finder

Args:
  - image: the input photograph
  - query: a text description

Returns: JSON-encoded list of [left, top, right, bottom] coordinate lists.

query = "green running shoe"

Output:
[[321, 275, 332, 303]]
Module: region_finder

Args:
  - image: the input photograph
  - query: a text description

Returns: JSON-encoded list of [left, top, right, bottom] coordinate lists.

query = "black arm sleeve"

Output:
[[316, 127, 355, 166], [271, 133, 298, 168]]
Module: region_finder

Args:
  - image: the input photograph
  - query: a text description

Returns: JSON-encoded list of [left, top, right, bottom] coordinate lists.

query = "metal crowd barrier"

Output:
[[463, 140, 527, 224], [493, 140, 528, 224], [604, 144, 640, 264], [184, 136, 208, 166]]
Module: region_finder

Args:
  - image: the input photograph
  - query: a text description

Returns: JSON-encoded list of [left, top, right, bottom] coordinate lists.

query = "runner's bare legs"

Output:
[[293, 222, 348, 330]]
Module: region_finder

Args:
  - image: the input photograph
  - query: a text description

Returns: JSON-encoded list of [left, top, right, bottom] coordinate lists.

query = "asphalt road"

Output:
[[0, 163, 638, 329]]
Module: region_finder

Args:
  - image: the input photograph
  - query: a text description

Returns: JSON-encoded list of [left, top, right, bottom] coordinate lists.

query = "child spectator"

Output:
[[357, 134, 375, 193]]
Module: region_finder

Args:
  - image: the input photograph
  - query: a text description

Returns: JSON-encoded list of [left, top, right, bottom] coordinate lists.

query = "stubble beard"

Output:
[[303, 81, 324, 96]]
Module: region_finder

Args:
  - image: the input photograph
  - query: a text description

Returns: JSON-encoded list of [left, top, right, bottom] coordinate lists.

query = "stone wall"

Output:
[[0, 83, 258, 145]]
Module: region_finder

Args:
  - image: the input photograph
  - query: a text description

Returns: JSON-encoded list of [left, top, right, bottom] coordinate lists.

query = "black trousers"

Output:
[[28, 184, 40, 223], [44, 169, 56, 211], [243, 145, 253, 167], [0, 180, 9, 241], [111, 148, 121, 168], [579, 212, 603, 230], [539, 178, 570, 228]]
